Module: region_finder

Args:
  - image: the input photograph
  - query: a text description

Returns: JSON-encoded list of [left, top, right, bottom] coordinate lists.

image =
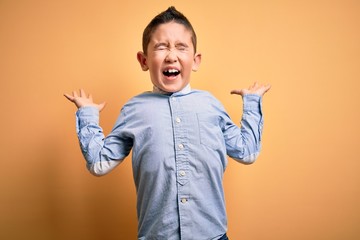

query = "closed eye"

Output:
[[154, 43, 168, 51], [176, 43, 189, 51]]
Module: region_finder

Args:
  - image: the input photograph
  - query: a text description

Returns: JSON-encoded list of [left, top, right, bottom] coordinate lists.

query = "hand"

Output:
[[64, 89, 106, 111], [230, 82, 271, 97]]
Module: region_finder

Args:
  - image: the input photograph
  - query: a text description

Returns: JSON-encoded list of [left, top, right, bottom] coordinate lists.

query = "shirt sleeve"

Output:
[[222, 94, 263, 164], [76, 106, 132, 176]]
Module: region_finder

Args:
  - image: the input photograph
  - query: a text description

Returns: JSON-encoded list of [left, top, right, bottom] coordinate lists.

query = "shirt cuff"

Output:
[[243, 94, 262, 112], [75, 106, 100, 132]]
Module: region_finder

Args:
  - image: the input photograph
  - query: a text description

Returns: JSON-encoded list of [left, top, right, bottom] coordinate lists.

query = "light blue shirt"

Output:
[[75, 85, 263, 240]]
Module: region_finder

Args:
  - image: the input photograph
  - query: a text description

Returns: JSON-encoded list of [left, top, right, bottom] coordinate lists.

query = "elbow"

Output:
[[87, 164, 109, 177], [87, 160, 120, 177], [233, 152, 259, 165], [242, 155, 258, 164], [90, 170, 108, 177], [243, 152, 260, 164]]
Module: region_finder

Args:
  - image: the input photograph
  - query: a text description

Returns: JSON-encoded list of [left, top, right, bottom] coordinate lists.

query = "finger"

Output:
[[88, 94, 93, 102], [230, 89, 242, 95], [251, 82, 260, 91], [80, 89, 86, 98], [249, 82, 257, 90], [98, 102, 107, 112], [231, 89, 247, 96], [255, 84, 271, 96], [73, 90, 79, 98], [263, 84, 271, 93], [64, 93, 74, 102]]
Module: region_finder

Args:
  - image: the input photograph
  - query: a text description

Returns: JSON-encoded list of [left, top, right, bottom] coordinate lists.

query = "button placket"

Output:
[[169, 95, 191, 235], [169, 94, 192, 239]]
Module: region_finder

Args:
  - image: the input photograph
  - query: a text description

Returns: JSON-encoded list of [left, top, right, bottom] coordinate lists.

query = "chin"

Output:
[[156, 83, 181, 93], [165, 86, 183, 93]]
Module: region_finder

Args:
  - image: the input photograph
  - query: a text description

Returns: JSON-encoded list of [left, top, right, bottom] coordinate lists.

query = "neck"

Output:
[[152, 84, 191, 95]]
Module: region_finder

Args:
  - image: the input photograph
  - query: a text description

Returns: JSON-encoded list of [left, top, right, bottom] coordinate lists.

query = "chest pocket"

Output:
[[197, 113, 224, 150]]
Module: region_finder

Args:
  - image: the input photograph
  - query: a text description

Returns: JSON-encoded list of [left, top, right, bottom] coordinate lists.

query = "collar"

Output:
[[152, 84, 191, 95]]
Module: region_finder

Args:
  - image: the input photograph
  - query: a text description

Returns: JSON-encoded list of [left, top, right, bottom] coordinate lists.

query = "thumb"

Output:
[[98, 102, 107, 112], [230, 89, 246, 96]]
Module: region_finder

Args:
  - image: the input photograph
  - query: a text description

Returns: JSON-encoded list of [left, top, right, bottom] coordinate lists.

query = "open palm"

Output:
[[64, 89, 106, 111]]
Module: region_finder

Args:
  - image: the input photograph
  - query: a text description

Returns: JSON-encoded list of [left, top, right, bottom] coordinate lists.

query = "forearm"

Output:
[[76, 107, 123, 176], [226, 94, 263, 164]]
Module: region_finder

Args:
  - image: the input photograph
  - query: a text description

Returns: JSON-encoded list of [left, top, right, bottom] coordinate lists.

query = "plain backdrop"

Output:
[[1, 0, 359, 239]]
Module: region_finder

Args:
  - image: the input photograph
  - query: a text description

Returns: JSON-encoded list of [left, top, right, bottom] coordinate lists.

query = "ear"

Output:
[[137, 51, 149, 71], [192, 52, 202, 72]]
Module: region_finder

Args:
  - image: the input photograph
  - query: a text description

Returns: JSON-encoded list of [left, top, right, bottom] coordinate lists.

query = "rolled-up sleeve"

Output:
[[76, 106, 131, 176], [223, 94, 263, 164]]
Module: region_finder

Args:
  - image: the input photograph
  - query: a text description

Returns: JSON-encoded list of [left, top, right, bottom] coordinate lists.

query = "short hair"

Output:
[[142, 6, 197, 55]]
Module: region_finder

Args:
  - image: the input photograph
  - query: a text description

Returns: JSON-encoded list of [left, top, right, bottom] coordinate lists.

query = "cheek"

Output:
[[182, 58, 196, 71], [146, 60, 159, 72], [148, 56, 163, 68]]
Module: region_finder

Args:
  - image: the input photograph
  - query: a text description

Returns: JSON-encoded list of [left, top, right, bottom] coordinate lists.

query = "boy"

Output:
[[65, 6, 270, 240]]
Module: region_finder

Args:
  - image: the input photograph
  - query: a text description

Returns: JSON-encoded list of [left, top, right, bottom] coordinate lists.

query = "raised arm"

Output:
[[224, 82, 271, 164], [64, 89, 129, 176]]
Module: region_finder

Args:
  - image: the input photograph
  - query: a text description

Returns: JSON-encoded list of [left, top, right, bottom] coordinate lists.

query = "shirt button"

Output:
[[179, 170, 186, 176], [178, 144, 184, 149], [175, 117, 181, 123], [181, 198, 187, 203]]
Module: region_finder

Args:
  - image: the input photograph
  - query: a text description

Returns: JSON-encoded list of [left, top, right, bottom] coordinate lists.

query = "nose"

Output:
[[165, 49, 178, 63]]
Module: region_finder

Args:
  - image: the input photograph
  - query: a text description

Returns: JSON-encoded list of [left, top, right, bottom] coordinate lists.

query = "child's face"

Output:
[[137, 21, 201, 93]]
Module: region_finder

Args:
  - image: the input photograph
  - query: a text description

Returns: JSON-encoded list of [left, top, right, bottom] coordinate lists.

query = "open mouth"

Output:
[[163, 69, 180, 77]]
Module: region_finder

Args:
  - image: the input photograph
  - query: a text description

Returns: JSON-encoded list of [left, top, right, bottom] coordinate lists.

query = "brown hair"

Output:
[[142, 6, 197, 55]]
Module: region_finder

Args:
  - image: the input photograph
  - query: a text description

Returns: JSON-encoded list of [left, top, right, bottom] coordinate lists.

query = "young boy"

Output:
[[65, 6, 270, 240]]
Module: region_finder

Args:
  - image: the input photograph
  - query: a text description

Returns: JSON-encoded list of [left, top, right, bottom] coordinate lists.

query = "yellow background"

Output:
[[1, 0, 359, 239]]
